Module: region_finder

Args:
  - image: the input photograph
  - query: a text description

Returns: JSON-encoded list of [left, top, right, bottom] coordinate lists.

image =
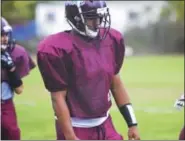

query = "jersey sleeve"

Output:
[[14, 49, 36, 78], [28, 54, 36, 70], [114, 34, 125, 74], [37, 51, 70, 92]]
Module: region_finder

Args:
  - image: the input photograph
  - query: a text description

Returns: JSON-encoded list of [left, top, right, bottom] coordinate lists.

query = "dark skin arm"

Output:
[[111, 74, 140, 140], [111, 74, 130, 106], [1, 51, 23, 94], [51, 90, 79, 140]]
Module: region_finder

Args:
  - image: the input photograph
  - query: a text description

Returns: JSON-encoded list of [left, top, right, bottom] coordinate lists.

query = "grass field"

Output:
[[14, 55, 184, 140]]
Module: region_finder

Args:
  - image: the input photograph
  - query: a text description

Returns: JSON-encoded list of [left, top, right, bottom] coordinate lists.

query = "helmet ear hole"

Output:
[[74, 16, 81, 22], [74, 16, 83, 30]]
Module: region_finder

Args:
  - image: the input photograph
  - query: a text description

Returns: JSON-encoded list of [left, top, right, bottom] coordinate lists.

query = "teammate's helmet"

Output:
[[1, 17, 12, 36], [1, 17, 15, 51], [65, 0, 111, 40]]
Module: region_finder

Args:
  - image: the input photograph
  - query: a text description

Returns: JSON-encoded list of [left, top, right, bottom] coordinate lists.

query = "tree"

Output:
[[160, 1, 184, 23], [1, 1, 37, 24]]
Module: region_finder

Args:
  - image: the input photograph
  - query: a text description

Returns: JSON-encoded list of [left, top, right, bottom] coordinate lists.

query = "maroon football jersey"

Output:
[[1, 44, 36, 82], [37, 28, 125, 118]]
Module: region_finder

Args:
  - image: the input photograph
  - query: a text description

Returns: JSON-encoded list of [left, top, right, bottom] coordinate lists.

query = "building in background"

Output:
[[35, 1, 166, 37], [35, 2, 71, 37]]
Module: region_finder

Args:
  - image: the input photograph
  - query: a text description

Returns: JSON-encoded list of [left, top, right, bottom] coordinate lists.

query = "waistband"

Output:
[[1, 98, 13, 104]]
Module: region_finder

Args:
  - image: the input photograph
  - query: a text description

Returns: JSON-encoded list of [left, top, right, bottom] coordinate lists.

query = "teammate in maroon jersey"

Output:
[[1, 17, 35, 140]]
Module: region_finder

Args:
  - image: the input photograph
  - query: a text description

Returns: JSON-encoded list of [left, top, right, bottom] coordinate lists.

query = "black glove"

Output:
[[1, 51, 23, 88], [1, 51, 15, 71]]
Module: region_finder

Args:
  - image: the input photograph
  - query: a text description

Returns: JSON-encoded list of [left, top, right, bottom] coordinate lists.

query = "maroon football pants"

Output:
[[55, 116, 123, 140], [179, 126, 185, 140], [1, 99, 20, 140]]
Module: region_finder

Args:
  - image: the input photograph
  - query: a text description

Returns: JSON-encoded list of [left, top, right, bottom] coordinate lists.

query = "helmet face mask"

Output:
[[65, 0, 111, 40], [1, 34, 9, 52]]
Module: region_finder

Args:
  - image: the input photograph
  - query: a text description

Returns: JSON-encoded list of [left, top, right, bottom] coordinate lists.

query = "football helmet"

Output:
[[174, 94, 185, 110], [1, 17, 15, 52], [65, 0, 111, 40]]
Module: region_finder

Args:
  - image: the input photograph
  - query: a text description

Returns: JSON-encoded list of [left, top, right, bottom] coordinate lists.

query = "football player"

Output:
[[1, 17, 36, 140], [37, 0, 140, 140], [174, 94, 185, 140]]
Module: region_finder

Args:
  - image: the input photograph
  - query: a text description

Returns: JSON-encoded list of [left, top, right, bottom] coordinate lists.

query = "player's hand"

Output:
[[75, 137, 80, 140], [128, 126, 140, 140], [1, 51, 15, 71], [73, 136, 80, 140], [66, 137, 80, 140], [65, 135, 80, 140]]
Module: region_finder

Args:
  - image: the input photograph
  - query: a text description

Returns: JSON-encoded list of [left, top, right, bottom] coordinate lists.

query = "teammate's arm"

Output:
[[51, 90, 78, 140], [1, 51, 23, 94], [9, 67, 24, 94]]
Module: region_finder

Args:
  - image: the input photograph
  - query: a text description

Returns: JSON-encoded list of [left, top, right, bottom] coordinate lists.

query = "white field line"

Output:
[[15, 100, 36, 106], [14, 101, 183, 113]]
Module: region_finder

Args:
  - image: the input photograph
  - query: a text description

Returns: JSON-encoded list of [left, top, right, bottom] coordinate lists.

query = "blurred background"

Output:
[[1, 1, 184, 55], [1, 1, 184, 140]]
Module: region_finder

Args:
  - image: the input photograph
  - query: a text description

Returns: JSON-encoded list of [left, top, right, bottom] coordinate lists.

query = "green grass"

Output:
[[14, 55, 184, 140]]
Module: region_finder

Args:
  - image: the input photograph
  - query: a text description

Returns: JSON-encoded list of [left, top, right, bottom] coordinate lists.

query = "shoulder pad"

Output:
[[10, 44, 29, 65], [108, 28, 123, 41], [11, 44, 27, 57], [37, 31, 73, 56]]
